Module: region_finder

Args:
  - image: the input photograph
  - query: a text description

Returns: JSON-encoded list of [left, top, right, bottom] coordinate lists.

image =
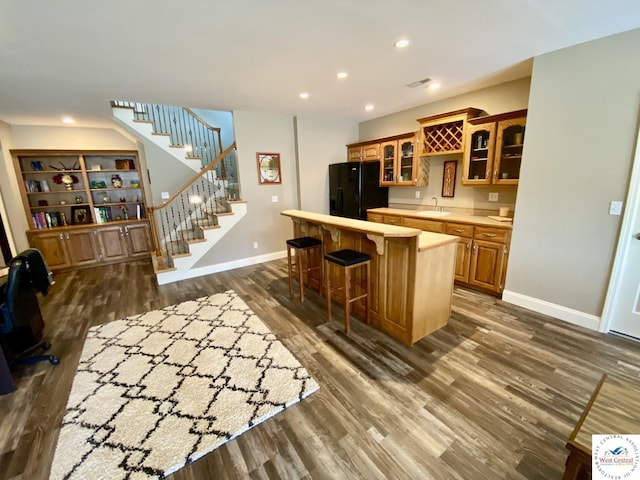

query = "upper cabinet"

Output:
[[462, 109, 527, 186], [416, 108, 483, 157], [380, 133, 428, 186], [347, 142, 380, 162]]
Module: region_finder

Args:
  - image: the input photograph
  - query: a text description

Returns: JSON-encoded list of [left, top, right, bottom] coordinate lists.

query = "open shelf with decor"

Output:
[[12, 149, 152, 271]]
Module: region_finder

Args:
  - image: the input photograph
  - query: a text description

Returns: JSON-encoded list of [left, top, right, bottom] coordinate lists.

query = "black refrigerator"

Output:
[[329, 161, 388, 220]]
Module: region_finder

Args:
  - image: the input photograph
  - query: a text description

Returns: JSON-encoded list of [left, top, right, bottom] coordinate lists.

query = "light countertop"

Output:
[[281, 209, 422, 238], [368, 207, 513, 229]]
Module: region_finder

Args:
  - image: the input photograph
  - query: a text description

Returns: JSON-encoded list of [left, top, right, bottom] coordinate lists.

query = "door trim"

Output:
[[600, 121, 640, 333]]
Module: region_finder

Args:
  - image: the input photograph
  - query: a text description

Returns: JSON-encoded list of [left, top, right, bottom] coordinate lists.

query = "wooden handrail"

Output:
[[184, 108, 223, 159], [148, 142, 236, 211]]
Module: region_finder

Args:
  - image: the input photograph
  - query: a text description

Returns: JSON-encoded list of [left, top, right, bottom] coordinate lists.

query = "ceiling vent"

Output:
[[406, 78, 432, 88]]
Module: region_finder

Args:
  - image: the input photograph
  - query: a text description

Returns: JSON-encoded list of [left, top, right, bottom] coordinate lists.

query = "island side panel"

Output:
[[411, 241, 457, 343], [377, 236, 417, 344]]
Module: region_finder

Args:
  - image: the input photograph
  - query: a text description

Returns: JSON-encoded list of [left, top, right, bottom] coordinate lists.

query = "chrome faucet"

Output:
[[431, 196, 439, 211]]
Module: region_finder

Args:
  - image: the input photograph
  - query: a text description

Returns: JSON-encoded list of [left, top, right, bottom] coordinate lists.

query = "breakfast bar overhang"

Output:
[[281, 210, 459, 345]]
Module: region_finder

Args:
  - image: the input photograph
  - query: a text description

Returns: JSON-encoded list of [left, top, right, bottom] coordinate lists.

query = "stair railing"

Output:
[[147, 143, 239, 269], [111, 101, 233, 179]]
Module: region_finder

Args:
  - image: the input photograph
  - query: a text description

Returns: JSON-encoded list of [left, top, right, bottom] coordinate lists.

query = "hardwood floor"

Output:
[[1, 259, 639, 479]]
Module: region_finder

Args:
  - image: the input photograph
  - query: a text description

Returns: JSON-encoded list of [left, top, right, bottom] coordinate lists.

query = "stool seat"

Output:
[[286, 236, 322, 249], [324, 249, 371, 267], [286, 236, 323, 303], [324, 249, 371, 334]]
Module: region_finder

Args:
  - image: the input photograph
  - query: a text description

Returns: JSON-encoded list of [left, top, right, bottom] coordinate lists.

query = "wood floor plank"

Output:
[[1, 258, 639, 479]]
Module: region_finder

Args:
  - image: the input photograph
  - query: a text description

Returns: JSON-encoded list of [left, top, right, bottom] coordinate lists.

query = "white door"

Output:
[[604, 126, 640, 339]]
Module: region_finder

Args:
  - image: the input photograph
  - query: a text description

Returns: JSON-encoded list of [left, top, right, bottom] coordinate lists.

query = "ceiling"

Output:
[[1, 1, 639, 129]]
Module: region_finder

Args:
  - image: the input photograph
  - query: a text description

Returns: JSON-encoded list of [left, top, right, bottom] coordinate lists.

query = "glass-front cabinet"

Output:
[[462, 109, 527, 186], [380, 134, 418, 186]]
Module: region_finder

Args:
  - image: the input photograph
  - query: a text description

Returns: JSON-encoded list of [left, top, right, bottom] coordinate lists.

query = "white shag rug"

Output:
[[50, 290, 319, 479]]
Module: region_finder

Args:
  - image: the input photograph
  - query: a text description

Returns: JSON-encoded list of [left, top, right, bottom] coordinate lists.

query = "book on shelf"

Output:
[[94, 206, 113, 224], [40, 179, 50, 192]]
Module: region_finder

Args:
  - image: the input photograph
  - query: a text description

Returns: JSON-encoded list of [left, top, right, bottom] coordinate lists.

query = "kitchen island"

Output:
[[281, 210, 459, 345]]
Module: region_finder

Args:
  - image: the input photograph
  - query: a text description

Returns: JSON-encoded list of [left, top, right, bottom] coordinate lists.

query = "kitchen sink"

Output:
[[415, 210, 451, 217]]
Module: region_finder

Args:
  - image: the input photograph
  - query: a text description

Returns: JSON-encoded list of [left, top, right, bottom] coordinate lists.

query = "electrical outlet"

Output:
[[271, 195, 278, 203], [161, 191, 170, 199], [253, 241, 258, 249], [488, 192, 499, 202], [415, 190, 420, 199], [609, 201, 623, 215]]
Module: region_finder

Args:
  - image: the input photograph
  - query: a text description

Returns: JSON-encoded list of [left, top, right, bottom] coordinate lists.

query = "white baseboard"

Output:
[[156, 250, 287, 285], [501, 290, 601, 331]]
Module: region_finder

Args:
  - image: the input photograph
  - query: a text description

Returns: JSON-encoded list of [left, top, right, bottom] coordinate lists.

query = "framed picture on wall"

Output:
[[442, 160, 457, 197], [256, 153, 282, 184]]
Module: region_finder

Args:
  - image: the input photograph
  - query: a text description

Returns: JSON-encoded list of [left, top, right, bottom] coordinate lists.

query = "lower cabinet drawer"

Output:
[[474, 226, 509, 243], [445, 222, 474, 238], [402, 217, 444, 233]]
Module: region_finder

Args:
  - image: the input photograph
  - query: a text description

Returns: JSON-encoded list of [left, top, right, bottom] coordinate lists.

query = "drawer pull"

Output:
[[452, 228, 464, 233], [482, 233, 497, 238]]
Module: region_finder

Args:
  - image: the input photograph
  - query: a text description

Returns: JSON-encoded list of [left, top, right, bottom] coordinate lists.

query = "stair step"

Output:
[[152, 132, 170, 137], [133, 119, 153, 124], [169, 144, 186, 149], [185, 155, 203, 160]]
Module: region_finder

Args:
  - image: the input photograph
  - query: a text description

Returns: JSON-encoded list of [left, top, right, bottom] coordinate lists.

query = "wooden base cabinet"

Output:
[[368, 211, 511, 295], [28, 221, 152, 272]]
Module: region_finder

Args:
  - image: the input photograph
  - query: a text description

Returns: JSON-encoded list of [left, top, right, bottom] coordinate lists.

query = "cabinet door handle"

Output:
[[59, 234, 64, 240], [466, 241, 471, 250], [65, 234, 70, 240], [473, 243, 477, 252], [482, 233, 497, 238]]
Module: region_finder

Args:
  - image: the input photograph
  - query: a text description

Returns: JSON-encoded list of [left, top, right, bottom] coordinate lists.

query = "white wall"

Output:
[[0, 121, 24, 253], [505, 28, 640, 325], [294, 115, 360, 214], [358, 78, 530, 213]]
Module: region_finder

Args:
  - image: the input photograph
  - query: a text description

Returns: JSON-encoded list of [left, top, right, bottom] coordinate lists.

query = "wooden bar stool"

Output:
[[286, 236, 323, 302], [324, 249, 371, 334]]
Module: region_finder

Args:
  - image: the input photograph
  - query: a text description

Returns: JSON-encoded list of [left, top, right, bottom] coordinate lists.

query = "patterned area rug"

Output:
[[50, 290, 319, 479]]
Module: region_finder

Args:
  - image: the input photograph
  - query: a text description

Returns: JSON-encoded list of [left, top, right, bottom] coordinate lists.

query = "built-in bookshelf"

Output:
[[12, 149, 153, 272], [13, 150, 147, 230]]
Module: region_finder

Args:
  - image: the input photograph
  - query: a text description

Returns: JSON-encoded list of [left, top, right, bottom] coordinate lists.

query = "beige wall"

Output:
[[194, 110, 299, 266], [295, 115, 360, 214], [358, 78, 531, 212], [505, 28, 640, 321]]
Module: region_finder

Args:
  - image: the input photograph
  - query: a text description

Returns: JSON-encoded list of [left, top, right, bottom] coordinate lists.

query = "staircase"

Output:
[[111, 102, 246, 285]]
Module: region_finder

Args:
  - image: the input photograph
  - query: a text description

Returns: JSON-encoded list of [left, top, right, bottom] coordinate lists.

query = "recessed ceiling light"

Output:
[[364, 104, 375, 112], [337, 72, 348, 79], [428, 82, 441, 90], [394, 39, 409, 48], [299, 92, 309, 99], [62, 116, 75, 124]]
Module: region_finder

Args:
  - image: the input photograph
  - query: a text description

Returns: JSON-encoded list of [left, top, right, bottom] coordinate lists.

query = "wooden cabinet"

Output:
[[417, 108, 483, 157], [13, 149, 151, 271], [462, 110, 527, 186], [12, 149, 147, 229], [445, 223, 473, 283], [27, 221, 151, 272], [367, 211, 511, 295], [379, 134, 428, 187], [346, 142, 380, 162]]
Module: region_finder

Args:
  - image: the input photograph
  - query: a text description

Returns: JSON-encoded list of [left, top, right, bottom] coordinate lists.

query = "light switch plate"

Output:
[[488, 192, 499, 202], [161, 192, 170, 199], [415, 190, 420, 199], [609, 201, 623, 215], [271, 195, 278, 203]]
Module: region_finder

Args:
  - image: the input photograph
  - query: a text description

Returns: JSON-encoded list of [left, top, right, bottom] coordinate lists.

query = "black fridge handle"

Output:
[[337, 187, 344, 214]]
